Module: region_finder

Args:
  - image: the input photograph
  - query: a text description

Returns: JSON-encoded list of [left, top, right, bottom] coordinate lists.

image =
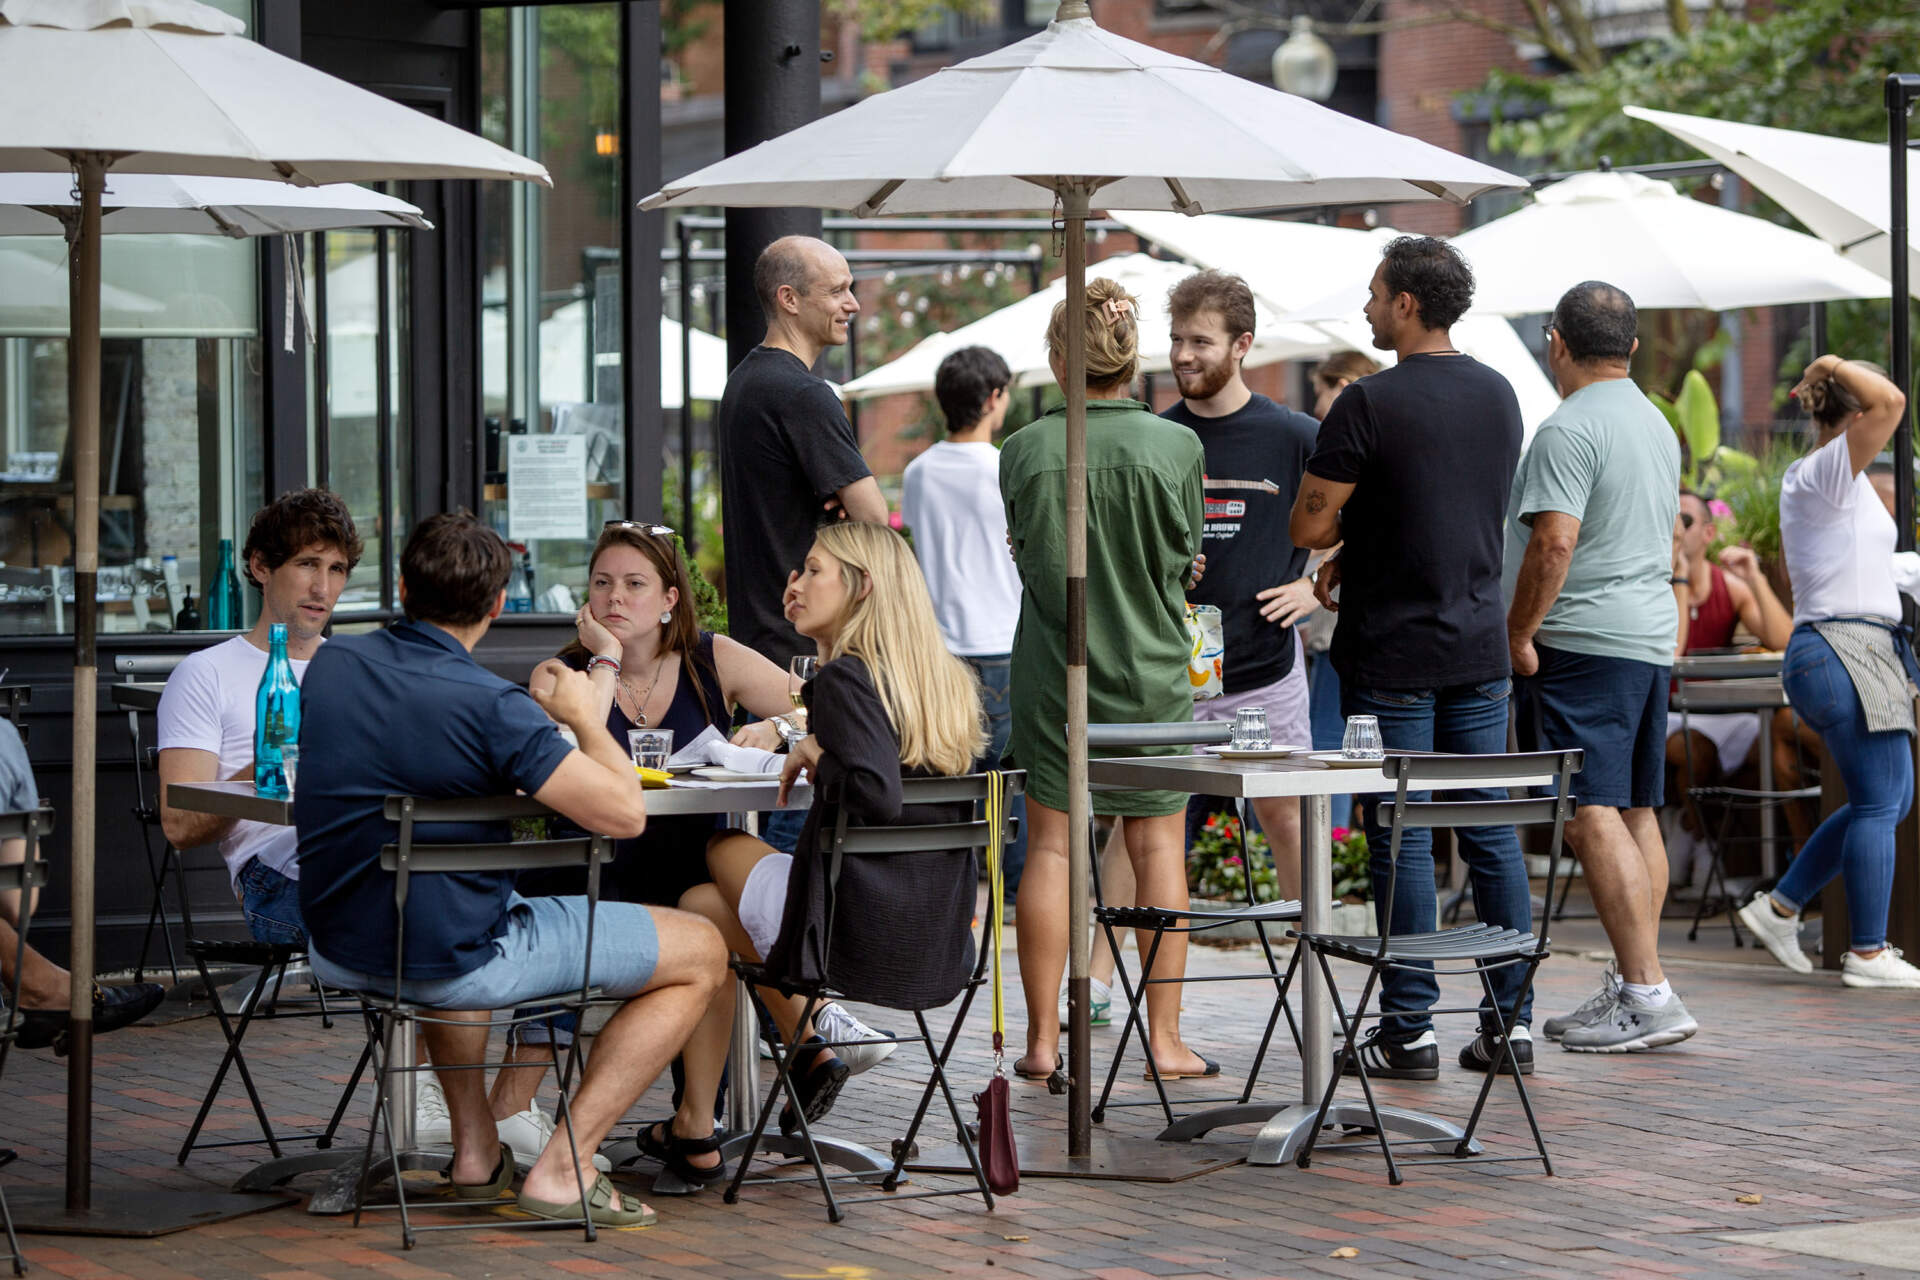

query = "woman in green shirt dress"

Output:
[[1000, 277, 1212, 1081]]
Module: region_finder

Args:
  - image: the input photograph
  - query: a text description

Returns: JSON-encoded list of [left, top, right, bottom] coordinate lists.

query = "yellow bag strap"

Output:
[[985, 770, 1006, 1070]]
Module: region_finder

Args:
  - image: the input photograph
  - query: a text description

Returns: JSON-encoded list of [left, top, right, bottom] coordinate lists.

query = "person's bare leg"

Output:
[[1622, 807, 1669, 919], [705, 833, 819, 1047], [655, 882, 742, 1172], [1566, 805, 1664, 986], [1250, 796, 1302, 901], [486, 1041, 553, 1121], [1013, 800, 1069, 1076], [519, 908, 727, 1211], [1090, 820, 1132, 990], [0, 916, 67, 1009], [1125, 812, 1208, 1076], [1, 834, 36, 924], [418, 1009, 501, 1187]]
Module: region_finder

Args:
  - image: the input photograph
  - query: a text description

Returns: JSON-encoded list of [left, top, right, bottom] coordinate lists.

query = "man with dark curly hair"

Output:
[[158, 488, 363, 946], [1288, 235, 1532, 1082]]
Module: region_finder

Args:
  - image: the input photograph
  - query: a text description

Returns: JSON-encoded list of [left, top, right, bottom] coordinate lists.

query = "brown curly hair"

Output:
[[241, 488, 363, 590], [1803, 360, 1887, 431]]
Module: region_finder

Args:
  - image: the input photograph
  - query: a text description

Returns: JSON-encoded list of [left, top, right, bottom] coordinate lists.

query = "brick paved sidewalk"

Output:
[[5, 918, 1918, 1279]]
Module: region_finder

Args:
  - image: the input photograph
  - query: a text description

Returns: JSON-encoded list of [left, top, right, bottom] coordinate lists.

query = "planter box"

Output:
[[1184, 898, 1375, 944]]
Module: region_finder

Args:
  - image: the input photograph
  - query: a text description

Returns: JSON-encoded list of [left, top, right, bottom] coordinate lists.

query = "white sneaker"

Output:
[[497, 1104, 612, 1173], [814, 1002, 896, 1076], [1736, 891, 1813, 975], [414, 1076, 452, 1147], [1057, 978, 1112, 1031], [1841, 946, 1920, 989]]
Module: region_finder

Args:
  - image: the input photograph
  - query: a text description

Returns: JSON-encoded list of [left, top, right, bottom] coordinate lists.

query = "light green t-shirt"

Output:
[[1501, 377, 1680, 666]]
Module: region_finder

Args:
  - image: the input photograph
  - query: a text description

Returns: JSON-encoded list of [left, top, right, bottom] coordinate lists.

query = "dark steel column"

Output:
[[723, 0, 823, 368], [1889, 74, 1919, 553], [621, 2, 666, 521], [258, 0, 307, 500]]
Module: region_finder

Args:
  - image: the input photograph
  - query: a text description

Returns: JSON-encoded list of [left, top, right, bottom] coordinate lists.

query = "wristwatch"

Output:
[[772, 714, 804, 746]]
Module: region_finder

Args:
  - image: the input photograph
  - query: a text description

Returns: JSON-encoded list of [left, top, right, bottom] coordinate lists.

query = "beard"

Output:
[[1174, 357, 1235, 401]]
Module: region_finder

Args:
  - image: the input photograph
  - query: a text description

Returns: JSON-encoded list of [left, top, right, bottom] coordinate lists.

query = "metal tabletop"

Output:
[[109, 681, 167, 712], [1087, 751, 1553, 1168], [166, 777, 812, 828], [1672, 652, 1783, 681]]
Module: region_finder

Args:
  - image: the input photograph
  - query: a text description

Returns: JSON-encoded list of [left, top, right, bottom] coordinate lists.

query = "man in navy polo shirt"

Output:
[[296, 511, 726, 1227]]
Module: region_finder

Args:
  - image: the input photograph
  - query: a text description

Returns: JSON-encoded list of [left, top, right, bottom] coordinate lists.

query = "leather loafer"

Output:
[[14, 982, 166, 1054]]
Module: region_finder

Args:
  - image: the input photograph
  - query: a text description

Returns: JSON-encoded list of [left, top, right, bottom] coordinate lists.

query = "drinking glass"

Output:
[[1341, 714, 1383, 760], [1231, 706, 1270, 751], [280, 743, 300, 798], [629, 728, 675, 772], [788, 655, 819, 711]]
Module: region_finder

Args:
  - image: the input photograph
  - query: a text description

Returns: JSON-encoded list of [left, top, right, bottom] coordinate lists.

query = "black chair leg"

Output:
[[0, 1153, 23, 1277], [545, 1033, 596, 1243], [179, 955, 284, 1164], [132, 832, 180, 988], [1096, 921, 1170, 1125], [1453, 958, 1551, 1173], [319, 1039, 376, 1150]]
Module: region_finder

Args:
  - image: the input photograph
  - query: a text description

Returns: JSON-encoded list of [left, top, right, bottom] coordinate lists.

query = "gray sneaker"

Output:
[[1542, 963, 1620, 1040], [1736, 891, 1813, 974], [1560, 991, 1699, 1053]]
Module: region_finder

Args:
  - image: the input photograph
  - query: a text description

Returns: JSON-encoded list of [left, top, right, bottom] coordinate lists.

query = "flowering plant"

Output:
[[1331, 826, 1371, 901], [1187, 810, 1279, 903]]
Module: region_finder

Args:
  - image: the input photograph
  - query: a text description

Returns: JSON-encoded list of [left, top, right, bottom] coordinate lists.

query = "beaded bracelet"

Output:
[[585, 655, 622, 676]]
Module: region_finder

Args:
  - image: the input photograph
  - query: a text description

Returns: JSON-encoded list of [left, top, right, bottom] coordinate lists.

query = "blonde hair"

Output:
[[1046, 276, 1140, 389], [811, 522, 986, 777], [1314, 351, 1380, 392]]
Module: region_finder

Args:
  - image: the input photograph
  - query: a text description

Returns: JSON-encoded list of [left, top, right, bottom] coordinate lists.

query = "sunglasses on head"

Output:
[[604, 520, 676, 538]]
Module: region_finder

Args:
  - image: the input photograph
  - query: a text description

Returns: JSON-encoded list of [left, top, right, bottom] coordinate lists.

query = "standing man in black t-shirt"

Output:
[[1162, 269, 1319, 898], [717, 235, 889, 853], [1288, 236, 1532, 1082], [718, 235, 888, 667]]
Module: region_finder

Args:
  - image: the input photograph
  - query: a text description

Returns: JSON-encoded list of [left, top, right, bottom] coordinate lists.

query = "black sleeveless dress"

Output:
[[554, 632, 731, 907]]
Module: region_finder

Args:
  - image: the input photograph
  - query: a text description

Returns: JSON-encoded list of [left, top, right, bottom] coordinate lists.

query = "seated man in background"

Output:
[[2, 715, 164, 1053], [295, 511, 726, 1227]]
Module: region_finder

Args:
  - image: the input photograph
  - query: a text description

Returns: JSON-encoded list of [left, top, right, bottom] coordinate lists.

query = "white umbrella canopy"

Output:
[[1624, 105, 1920, 294], [0, 246, 164, 320], [840, 251, 1337, 400], [0, 172, 431, 236], [1281, 171, 1891, 320]]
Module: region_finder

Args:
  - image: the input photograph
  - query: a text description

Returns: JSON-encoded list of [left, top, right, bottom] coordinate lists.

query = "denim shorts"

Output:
[[309, 893, 660, 1010], [1516, 643, 1669, 809], [236, 857, 307, 947]]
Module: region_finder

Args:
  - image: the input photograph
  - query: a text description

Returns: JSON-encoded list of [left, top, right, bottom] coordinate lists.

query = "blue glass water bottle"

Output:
[[207, 538, 243, 630], [254, 623, 300, 799]]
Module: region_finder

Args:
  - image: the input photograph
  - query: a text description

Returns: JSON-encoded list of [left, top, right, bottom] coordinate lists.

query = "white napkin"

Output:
[[666, 725, 781, 775], [1894, 552, 1920, 603]]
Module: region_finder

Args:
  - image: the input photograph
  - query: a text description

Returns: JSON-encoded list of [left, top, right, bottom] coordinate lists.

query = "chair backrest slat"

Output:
[[1381, 751, 1576, 784], [1085, 721, 1231, 749], [382, 794, 553, 824], [379, 837, 607, 875], [835, 821, 991, 855], [1377, 795, 1573, 831], [0, 806, 50, 843]]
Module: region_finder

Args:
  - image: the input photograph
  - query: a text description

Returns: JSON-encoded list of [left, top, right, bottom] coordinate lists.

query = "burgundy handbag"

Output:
[[973, 772, 1019, 1195]]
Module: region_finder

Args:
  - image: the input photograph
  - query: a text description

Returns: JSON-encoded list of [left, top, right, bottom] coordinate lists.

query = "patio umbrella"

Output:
[[1624, 105, 1920, 293], [840, 251, 1337, 400], [0, 171, 431, 237], [1283, 171, 1892, 320], [642, 0, 1524, 1164], [1109, 210, 1562, 434], [0, 0, 547, 1222]]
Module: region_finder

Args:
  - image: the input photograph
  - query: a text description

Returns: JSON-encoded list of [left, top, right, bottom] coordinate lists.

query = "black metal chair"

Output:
[[344, 795, 616, 1249], [1292, 750, 1582, 1184], [723, 771, 1023, 1223], [1, 805, 52, 1278], [1083, 721, 1304, 1129]]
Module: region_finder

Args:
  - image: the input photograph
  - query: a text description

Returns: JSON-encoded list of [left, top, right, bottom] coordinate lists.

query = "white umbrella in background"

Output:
[[0, 172, 431, 236], [1110, 209, 1561, 435], [643, 0, 1525, 1168], [0, 246, 164, 322], [0, 0, 547, 1221], [841, 251, 1337, 400], [475, 301, 731, 409], [1625, 105, 1920, 293]]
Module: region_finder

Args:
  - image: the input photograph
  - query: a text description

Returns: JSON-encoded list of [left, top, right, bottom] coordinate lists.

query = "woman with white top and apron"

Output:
[[1737, 355, 1920, 988]]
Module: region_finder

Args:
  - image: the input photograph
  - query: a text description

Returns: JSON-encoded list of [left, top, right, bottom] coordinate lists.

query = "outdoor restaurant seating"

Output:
[[346, 795, 615, 1249], [1085, 721, 1304, 1129], [1292, 750, 1582, 1184], [118, 654, 186, 987], [0, 805, 52, 1279], [723, 771, 1023, 1224]]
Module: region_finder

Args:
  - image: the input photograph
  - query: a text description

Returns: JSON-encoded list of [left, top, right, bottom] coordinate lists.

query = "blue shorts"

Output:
[[1516, 643, 1669, 810], [309, 893, 660, 1010]]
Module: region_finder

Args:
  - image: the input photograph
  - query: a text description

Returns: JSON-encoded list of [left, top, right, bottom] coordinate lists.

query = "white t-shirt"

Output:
[[900, 440, 1022, 656], [1781, 433, 1900, 625], [157, 634, 311, 888]]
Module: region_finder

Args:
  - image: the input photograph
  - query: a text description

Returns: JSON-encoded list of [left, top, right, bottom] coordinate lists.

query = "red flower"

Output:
[[1331, 827, 1350, 841]]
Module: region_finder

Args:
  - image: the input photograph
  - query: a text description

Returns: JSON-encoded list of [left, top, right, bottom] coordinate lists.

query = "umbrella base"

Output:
[[6, 1186, 295, 1237], [910, 1129, 1241, 1182]]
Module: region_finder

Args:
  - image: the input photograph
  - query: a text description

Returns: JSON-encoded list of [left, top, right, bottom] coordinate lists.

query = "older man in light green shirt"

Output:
[[1504, 280, 1693, 1057]]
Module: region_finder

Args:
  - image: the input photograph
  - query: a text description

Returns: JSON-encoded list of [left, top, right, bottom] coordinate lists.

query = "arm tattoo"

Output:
[[1303, 489, 1327, 515]]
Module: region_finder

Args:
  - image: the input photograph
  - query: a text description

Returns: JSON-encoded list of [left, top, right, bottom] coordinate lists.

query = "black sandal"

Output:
[[778, 1035, 850, 1136], [636, 1121, 728, 1187]]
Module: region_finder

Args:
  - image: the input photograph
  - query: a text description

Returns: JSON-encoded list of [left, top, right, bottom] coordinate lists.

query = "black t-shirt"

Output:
[[1161, 393, 1318, 694], [717, 346, 872, 665], [1307, 353, 1522, 690]]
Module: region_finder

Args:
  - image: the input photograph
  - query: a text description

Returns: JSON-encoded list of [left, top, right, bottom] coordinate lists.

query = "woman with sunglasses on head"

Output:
[[1736, 356, 1920, 989]]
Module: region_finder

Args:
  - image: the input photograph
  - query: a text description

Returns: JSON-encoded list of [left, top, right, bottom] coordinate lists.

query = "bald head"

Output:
[[755, 235, 843, 315]]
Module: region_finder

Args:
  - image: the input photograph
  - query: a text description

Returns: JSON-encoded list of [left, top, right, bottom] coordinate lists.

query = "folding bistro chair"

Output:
[[0, 805, 52, 1278], [114, 654, 187, 986], [343, 795, 615, 1249], [1083, 722, 1304, 1129], [723, 771, 1023, 1223], [1292, 750, 1582, 1184]]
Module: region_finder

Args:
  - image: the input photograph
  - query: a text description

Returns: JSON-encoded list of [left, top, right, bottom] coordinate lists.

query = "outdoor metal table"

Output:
[[1085, 751, 1553, 1167], [164, 777, 878, 1209], [1671, 653, 1789, 877], [107, 681, 166, 713]]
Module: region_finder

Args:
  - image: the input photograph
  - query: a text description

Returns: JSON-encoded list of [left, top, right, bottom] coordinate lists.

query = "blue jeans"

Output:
[[237, 858, 306, 947], [760, 806, 808, 855], [1345, 678, 1532, 1037], [1307, 651, 1351, 827], [965, 654, 1029, 897], [1773, 627, 1915, 949]]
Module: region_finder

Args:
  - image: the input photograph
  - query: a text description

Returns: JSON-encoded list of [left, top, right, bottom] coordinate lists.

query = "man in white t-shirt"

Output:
[[158, 488, 361, 945], [901, 345, 1027, 892]]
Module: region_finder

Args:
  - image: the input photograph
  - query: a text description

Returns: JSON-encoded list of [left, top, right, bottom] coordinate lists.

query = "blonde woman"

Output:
[[653, 522, 987, 1183], [1000, 277, 1210, 1082]]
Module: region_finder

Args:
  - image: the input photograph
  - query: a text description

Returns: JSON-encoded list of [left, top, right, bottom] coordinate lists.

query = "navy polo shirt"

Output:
[[294, 620, 574, 979]]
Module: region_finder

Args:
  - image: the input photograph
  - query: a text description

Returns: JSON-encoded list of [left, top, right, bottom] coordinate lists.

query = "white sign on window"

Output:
[[507, 434, 587, 541]]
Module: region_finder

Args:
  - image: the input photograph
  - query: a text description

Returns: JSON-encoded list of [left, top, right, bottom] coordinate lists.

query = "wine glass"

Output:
[[788, 655, 819, 711]]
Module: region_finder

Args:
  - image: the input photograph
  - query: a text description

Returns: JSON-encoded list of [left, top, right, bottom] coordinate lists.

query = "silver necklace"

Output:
[[618, 652, 670, 727]]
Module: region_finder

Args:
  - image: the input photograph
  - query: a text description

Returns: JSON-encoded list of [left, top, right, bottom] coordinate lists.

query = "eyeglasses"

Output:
[[1679, 513, 1696, 529], [603, 520, 676, 538], [1540, 323, 1556, 342]]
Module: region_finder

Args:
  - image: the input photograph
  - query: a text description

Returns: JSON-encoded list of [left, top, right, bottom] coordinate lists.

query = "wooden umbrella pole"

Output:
[[1060, 181, 1091, 1160], [64, 151, 107, 1215]]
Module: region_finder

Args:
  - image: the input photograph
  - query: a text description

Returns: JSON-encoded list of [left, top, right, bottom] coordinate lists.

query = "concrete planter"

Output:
[[1186, 898, 1376, 944]]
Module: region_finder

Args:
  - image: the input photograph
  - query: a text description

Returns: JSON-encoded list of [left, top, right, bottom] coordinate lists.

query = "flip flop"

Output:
[[1013, 1054, 1062, 1082], [450, 1143, 516, 1200], [516, 1171, 657, 1228], [1143, 1055, 1221, 1081]]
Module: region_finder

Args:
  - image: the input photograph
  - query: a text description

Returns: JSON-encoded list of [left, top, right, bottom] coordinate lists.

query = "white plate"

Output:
[[1304, 751, 1385, 770], [692, 766, 784, 782], [1201, 745, 1305, 760]]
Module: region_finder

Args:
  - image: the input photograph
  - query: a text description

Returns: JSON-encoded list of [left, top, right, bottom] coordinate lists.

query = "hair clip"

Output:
[[1103, 296, 1133, 324]]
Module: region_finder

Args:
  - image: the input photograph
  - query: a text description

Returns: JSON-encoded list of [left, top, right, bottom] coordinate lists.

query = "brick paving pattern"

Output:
[[5, 906, 1918, 1279]]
